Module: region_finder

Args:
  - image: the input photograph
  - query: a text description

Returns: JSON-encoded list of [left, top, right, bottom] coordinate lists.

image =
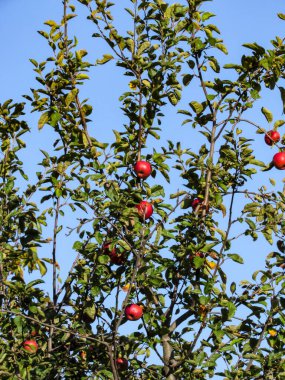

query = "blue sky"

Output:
[[0, 0, 285, 338]]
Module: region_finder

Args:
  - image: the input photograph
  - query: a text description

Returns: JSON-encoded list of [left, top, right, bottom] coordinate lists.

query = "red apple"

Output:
[[116, 357, 128, 371], [23, 339, 38, 353], [103, 244, 125, 265], [31, 329, 38, 337], [191, 198, 202, 210], [125, 304, 143, 321], [264, 130, 280, 146], [191, 252, 205, 259], [273, 151, 285, 170], [134, 161, 152, 180], [136, 201, 153, 219]]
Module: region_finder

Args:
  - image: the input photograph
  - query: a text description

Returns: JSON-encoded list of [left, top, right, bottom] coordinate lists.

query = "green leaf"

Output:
[[181, 198, 192, 209], [75, 49, 88, 60], [223, 63, 241, 70], [227, 302, 236, 319], [83, 305, 96, 322], [65, 88, 78, 106], [274, 119, 285, 128], [142, 79, 151, 88], [65, 13, 77, 21], [73, 241, 82, 250], [38, 260, 47, 276], [76, 73, 90, 80], [216, 43, 228, 54], [190, 101, 203, 114], [228, 253, 244, 264], [98, 255, 109, 264], [170, 191, 187, 199], [29, 59, 38, 67], [208, 57, 220, 73], [277, 13, 285, 20], [202, 12, 215, 21], [250, 159, 266, 167], [99, 370, 113, 379], [182, 74, 194, 86], [137, 41, 150, 55], [230, 282, 236, 293], [260, 57, 270, 70], [242, 43, 265, 54], [44, 20, 58, 27], [168, 92, 179, 106], [38, 112, 49, 130], [96, 54, 114, 65], [261, 107, 273, 123], [193, 256, 205, 269], [50, 111, 61, 127], [151, 185, 165, 197], [117, 240, 131, 251], [14, 316, 24, 334]]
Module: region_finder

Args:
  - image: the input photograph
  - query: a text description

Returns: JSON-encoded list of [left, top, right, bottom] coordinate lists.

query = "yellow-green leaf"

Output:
[[38, 112, 49, 130], [96, 54, 114, 65], [190, 101, 203, 114], [261, 107, 273, 123]]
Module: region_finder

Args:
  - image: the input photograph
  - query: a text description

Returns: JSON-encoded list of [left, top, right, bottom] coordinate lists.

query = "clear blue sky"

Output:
[[0, 0, 285, 318]]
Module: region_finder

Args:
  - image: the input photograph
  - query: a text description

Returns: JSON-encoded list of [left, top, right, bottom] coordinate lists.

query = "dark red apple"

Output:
[[192, 252, 205, 259], [264, 130, 280, 146], [273, 151, 285, 170], [136, 201, 153, 219], [191, 198, 201, 210], [116, 357, 128, 371], [103, 244, 125, 265], [23, 339, 38, 353], [134, 161, 152, 180], [125, 304, 143, 321]]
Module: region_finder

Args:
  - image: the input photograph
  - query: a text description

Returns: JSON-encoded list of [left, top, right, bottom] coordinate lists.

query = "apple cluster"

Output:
[[103, 161, 152, 371], [264, 129, 285, 170], [134, 161, 153, 219], [103, 160, 153, 265]]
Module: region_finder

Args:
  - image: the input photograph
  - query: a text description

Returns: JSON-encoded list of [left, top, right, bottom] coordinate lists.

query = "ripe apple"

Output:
[[273, 151, 285, 170], [31, 329, 38, 337], [23, 339, 38, 353], [191, 198, 201, 209], [136, 201, 153, 219], [134, 161, 152, 180], [190, 252, 204, 260], [125, 304, 143, 321], [116, 357, 128, 371], [103, 244, 125, 265], [264, 130, 280, 146]]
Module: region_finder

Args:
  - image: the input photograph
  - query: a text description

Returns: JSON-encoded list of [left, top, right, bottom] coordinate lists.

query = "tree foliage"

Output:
[[0, 0, 285, 379]]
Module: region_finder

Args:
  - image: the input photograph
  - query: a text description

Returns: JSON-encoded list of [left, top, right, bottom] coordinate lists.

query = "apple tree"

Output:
[[0, 0, 285, 379]]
